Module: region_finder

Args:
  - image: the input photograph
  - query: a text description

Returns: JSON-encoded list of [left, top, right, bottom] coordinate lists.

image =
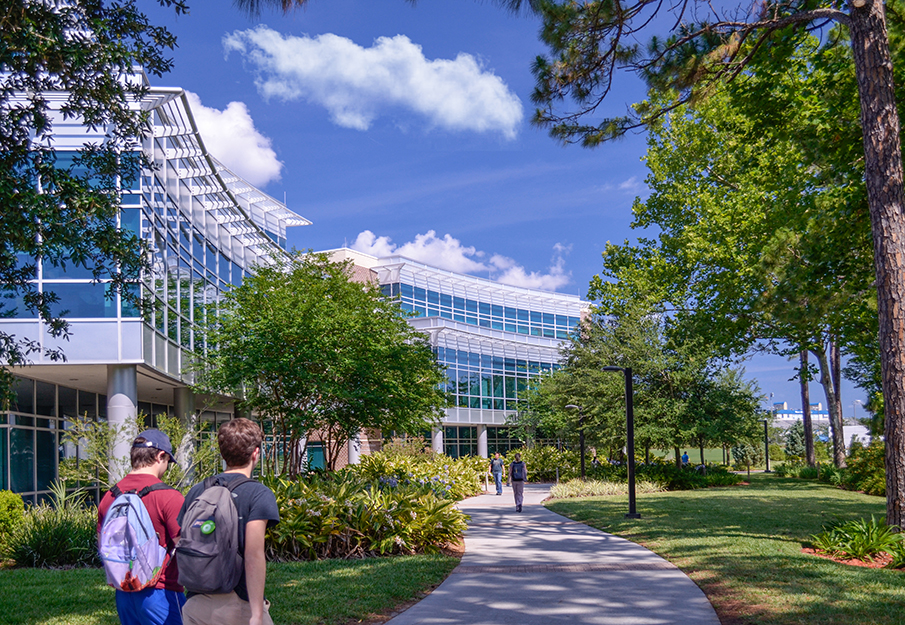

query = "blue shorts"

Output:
[[115, 588, 187, 625]]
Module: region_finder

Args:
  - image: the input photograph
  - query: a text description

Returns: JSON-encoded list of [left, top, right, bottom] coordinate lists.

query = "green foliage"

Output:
[[0, 0, 190, 402], [514, 307, 762, 462], [775, 460, 819, 479], [0, 490, 25, 549], [510, 446, 579, 482], [588, 457, 742, 490], [888, 541, 905, 569], [784, 421, 807, 461], [58, 413, 130, 489], [378, 436, 432, 459], [3, 482, 99, 568], [194, 252, 446, 473], [549, 479, 664, 499], [59, 412, 219, 491], [263, 472, 468, 561], [732, 443, 763, 474], [811, 516, 903, 562], [353, 449, 485, 501], [843, 441, 886, 497]]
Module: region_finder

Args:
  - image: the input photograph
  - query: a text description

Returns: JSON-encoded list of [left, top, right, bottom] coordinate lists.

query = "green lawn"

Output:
[[0, 555, 459, 625], [546, 473, 903, 625], [650, 447, 732, 465]]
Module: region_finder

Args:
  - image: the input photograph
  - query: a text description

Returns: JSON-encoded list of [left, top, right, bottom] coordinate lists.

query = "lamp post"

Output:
[[762, 418, 771, 473], [564, 404, 586, 480], [602, 366, 641, 519]]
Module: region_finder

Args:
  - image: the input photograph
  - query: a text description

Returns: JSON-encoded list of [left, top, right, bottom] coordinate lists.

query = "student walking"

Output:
[[178, 418, 280, 625], [98, 430, 186, 625], [489, 452, 505, 495], [508, 452, 527, 512]]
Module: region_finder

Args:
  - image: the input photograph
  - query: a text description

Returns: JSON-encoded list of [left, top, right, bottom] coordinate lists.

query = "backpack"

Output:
[[99, 482, 174, 592], [511, 461, 526, 482], [176, 475, 253, 594]]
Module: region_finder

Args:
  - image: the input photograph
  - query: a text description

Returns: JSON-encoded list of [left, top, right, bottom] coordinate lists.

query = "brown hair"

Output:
[[218, 418, 263, 468], [131, 437, 164, 469]]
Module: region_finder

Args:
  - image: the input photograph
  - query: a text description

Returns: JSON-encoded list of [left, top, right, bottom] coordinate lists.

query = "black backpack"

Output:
[[176, 476, 253, 594], [511, 461, 526, 481]]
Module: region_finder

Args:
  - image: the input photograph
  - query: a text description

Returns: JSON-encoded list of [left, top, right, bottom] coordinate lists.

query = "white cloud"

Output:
[[596, 176, 646, 195], [185, 91, 283, 187], [223, 27, 523, 139], [350, 230, 571, 291]]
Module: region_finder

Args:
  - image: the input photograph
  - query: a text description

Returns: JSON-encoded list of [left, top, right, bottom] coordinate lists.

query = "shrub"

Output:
[[263, 472, 468, 561], [354, 450, 484, 500], [842, 441, 886, 496], [888, 541, 905, 569], [510, 446, 579, 482], [0, 490, 25, 549], [588, 459, 741, 490], [549, 479, 664, 499], [810, 516, 903, 562], [3, 482, 99, 568]]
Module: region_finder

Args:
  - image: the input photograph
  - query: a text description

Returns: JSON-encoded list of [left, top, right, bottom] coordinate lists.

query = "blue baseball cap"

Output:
[[133, 429, 177, 463]]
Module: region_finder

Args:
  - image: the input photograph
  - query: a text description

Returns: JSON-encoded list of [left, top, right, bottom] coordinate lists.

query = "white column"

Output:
[[432, 427, 444, 454], [107, 364, 138, 482], [477, 424, 488, 458], [173, 386, 196, 472], [347, 430, 361, 465]]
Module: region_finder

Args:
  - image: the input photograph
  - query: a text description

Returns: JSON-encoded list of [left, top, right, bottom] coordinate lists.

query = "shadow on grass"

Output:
[[0, 555, 460, 625], [547, 474, 903, 625]]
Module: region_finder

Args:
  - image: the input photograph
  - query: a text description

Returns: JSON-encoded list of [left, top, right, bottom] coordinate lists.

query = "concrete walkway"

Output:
[[386, 483, 720, 625]]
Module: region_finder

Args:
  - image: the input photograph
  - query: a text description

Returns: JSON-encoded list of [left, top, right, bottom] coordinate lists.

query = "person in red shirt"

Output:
[[98, 429, 186, 625]]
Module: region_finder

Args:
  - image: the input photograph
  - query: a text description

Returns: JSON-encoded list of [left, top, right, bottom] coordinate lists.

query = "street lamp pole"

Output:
[[603, 366, 641, 519], [762, 418, 771, 473]]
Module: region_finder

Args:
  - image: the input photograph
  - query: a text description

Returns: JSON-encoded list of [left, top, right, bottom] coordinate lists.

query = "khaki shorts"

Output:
[[181, 592, 274, 625]]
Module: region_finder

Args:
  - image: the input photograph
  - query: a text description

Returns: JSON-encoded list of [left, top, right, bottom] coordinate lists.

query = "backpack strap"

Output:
[[136, 482, 176, 498], [109, 484, 123, 499], [203, 475, 255, 492]]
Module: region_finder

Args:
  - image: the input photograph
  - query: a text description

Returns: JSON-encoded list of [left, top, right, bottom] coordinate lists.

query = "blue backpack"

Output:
[[99, 483, 174, 592]]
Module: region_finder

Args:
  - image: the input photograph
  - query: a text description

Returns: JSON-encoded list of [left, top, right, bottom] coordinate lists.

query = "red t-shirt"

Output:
[[98, 473, 185, 592]]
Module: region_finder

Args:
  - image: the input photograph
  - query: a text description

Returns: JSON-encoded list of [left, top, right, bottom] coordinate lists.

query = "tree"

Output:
[[591, 35, 882, 466], [193, 252, 447, 473], [514, 303, 761, 461], [0, 0, 185, 399], [521, 0, 905, 529]]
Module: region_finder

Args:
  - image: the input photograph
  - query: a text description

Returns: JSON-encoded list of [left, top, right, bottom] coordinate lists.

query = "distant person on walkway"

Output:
[[489, 452, 505, 495], [509, 453, 527, 512], [681, 451, 689, 466]]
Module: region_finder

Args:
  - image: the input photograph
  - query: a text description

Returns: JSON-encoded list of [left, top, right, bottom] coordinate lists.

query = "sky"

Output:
[[145, 0, 863, 415]]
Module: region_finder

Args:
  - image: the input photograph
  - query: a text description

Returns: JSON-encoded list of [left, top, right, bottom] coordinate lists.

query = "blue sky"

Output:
[[147, 0, 862, 414]]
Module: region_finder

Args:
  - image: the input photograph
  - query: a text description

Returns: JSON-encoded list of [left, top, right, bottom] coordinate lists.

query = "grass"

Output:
[[0, 555, 459, 625], [650, 447, 731, 465], [546, 473, 904, 625]]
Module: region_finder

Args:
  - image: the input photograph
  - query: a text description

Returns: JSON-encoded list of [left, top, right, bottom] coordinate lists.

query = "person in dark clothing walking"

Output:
[[508, 453, 527, 512]]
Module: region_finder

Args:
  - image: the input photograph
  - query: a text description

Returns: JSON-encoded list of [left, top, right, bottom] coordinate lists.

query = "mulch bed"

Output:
[[801, 547, 896, 569]]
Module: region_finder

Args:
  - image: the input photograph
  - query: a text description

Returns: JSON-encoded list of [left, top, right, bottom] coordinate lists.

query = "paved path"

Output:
[[387, 484, 720, 625]]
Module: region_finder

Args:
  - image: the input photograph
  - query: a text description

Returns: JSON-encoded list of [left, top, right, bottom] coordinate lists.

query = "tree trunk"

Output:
[[813, 345, 847, 467], [830, 338, 843, 429], [800, 349, 816, 466], [699, 441, 706, 474], [674, 446, 681, 468], [849, 0, 905, 527]]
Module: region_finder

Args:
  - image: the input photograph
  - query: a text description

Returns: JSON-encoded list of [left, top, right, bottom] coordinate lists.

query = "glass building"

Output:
[[325, 249, 589, 458], [0, 86, 310, 502]]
